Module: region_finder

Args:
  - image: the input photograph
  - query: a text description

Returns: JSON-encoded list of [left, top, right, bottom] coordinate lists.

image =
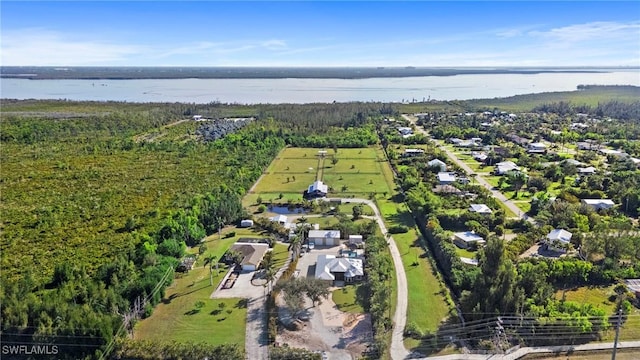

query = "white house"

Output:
[[228, 243, 269, 271], [469, 204, 492, 214], [348, 235, 363, 245], [472, 152, 488, 162], [306, 180, 328, 198], [427, 159, 447, 172], [453, 231, 486, 249], [308, 230, 341, 246], [577, 166, 597, 175], [315, 255, 364, 283], [438, 172, 457, 185], [398, 127, 413, 136], [546, 229, 573, 252], [528, 142, 548, 153], [269, 214, 288, 225], [403, 148, 425, 157], [240, 219, 254, 228], [581, 199, 615, 210], [495, 161, 520, 175]]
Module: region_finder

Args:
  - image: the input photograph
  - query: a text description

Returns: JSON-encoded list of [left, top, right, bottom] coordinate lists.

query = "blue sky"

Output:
[[2, 1, 639, 66]]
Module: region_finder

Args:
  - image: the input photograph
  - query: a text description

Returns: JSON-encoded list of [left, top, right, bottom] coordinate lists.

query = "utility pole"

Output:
[[612, 308, 622, 360]]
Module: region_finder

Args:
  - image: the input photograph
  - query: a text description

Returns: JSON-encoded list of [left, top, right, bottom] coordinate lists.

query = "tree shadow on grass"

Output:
[[235, 299, 248, 309], [184, 309, 201, 316]]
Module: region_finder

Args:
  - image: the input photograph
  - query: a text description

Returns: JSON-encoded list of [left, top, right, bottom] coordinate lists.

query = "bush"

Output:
[[404, 321, 424, 339], [257, 204, 267, 213], [388, 225, 409, 234], [225, 231, 236, 238]]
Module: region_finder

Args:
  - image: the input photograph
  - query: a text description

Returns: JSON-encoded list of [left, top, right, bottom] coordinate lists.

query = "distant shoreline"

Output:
[[2, 66, 635, 80]]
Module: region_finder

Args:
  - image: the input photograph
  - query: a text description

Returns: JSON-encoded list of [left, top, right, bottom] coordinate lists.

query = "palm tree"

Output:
[[506, 171, 528, 198], [203, 254, 218, 286]]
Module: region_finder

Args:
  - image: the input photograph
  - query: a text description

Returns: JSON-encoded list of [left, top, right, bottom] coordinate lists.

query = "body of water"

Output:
[[1, 71, 638, 104]]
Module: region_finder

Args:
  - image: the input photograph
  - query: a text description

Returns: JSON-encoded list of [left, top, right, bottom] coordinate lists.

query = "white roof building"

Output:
[[269, 215, 288, 224], [578, 166, 597, 175], [437, 172, 457, 184], [547, 229, 572, 243], [308, 180, 328, 195], [546, 229, 573, 252], [453, 231, 486, 249], [495, 161, 521, 175], [469, 204, 492, 214], [403, 148, 425, 157], [315, 255, 364, 282], [308, 230, 341, 246], [581, 199, 615, 210]]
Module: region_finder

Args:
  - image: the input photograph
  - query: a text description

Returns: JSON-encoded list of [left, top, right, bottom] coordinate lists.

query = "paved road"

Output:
[[402, 114, 534, 224], [327, 198, 411, 360], [244, 251, 292, 360], [414, 340, 640, 360]]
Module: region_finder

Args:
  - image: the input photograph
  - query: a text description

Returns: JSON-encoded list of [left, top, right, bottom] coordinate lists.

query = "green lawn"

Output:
[[269, 158, 323, 174], [455, 247, 478, 259], [324, 173, 392, 194], [484, 176, 502, 188], [252, 172, 317, 193], [378, 197, 452, 333], [514, 201, 531, 213], [134, 265, 247, 347], [332, 284, 366, 314], [271, 243, 290, 270]]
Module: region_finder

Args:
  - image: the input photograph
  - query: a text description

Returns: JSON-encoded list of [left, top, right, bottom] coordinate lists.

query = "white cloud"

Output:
[[1, 29, 143, 66], [261, 39, 287, 50], [529, 21, 640, 42]]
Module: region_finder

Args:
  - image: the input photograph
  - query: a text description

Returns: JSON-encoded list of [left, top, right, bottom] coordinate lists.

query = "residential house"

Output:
[[563, 159, 584, 167], [403, 148, 425, 157], [438, 172, 457, 185], [506, 133, 530, 146], [577, 141, 599, 151], [227, 243, 270, 271], [472, 152, 488, 162], [308, 230, 341, 246], [453, 231, 486, 249], [631, 157, 640, 168], [528, 142, 548, 154], [624, 279, 640, 300], [495, 161, 521, 175], [305, 180, 328, 198], [428, 158, 448, 172], [546, 229, 573, 253], [398, 127, 413, 136], [469, 204, 492, 214], [192, 115, 203, 121], [599, 149, 628, 158], [581, 199, 615, 210], [577, 166, 597, 176], [315, 255, 364, 283]]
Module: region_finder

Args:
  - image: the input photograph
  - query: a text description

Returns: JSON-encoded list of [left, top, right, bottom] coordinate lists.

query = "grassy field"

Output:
[[455, 247, 478, 259], [251, 147, 393, 198], [136, 227, 288, 346], [332, 284, 366, 314], [134, 265, 246, 347]]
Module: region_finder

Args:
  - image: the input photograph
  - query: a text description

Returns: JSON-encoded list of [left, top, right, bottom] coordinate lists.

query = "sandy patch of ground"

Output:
[[276, 290, 372, 359]]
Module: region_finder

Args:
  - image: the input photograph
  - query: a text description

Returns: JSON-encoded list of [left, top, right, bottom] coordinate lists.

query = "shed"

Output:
[[469, 204, 492, 214], [240, 219, 254, 228], [348, 235, 363, 245], [308, 230, 341, 246]]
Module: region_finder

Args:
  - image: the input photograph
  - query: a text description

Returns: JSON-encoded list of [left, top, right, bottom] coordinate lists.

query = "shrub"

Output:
[[388, 225, 409, 234], [257, 204, 267, 213]]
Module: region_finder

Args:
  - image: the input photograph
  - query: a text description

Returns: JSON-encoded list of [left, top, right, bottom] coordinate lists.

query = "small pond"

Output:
[[268, 205, 309, 215]]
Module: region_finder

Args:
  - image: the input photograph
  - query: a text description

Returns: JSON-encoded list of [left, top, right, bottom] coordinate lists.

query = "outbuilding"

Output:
[[308, 230, 341, 246]]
